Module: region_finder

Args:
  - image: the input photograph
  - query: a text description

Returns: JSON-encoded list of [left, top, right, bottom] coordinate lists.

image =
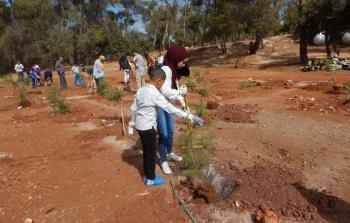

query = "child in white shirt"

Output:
[[129, 69, 203, 186]]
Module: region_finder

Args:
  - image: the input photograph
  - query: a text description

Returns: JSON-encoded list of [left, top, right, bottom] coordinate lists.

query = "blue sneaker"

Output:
[[143, 174, 165, 186]]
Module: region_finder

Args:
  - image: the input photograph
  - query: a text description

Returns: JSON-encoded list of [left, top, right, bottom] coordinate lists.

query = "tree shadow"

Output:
[[121, 138, 143, 177], [293, 182, 350, 223]]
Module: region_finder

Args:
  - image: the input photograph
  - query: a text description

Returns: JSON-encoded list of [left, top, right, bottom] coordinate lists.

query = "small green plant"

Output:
[[179, 125, 213, 179], [325, 58, 336, 72], [96, 79, 109, 95], [22, 76, 31, 86], [184, 78, 196, 91], [3, 75, 31, 107], [239, 80, 257, 89], [198, 88, 209, 97], [105, 86, 124, 101], [344, 82, 350, 103], [195, 101, 207, 118], [47, 85, 70, 114]]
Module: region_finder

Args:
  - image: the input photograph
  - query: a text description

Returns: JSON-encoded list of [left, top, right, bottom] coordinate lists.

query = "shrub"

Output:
[[3, 75, 31, 107], [239, 80, 257, 89], [195, 102, 207, 118], [47, 85, 70, 114], [198, 88, 209, 97], [105, 86, 124, 101], [96, 79, 109, 95], [344, 82, 350, 102], [185, 78, 196, 91], [179, 125, 213, 179]]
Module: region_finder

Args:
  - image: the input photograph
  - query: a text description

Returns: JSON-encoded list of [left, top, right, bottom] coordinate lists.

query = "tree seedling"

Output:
[[47, 85, 70, 114]]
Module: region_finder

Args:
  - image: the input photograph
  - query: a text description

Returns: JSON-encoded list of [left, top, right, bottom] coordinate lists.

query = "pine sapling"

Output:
[[47, 85, 70, 114]]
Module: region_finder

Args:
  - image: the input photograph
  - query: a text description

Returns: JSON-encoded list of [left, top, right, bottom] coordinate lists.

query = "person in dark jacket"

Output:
[[43, 69, 53, 86], [55, 57, 67, 89], [119, 55, 132, 91]]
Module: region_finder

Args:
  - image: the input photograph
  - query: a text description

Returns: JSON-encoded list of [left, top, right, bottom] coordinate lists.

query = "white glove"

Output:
[[178, 85, 188, 96], [128, 122, 135, 135], [187, 114, 204, 127]]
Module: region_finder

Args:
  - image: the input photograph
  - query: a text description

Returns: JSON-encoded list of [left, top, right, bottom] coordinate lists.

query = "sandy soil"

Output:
[[1, 35, 350, 223]]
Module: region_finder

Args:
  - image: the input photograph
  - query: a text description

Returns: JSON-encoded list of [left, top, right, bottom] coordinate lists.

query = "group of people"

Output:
[[128, 45, 203, 186], [119, 51, 164, 91], [14, 56, 106, 91], [14, 45, 200, 187], [15, 61, 54, 88]]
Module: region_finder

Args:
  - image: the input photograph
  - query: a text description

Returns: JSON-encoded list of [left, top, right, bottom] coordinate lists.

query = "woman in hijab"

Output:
[[158, 44, 190, 175]]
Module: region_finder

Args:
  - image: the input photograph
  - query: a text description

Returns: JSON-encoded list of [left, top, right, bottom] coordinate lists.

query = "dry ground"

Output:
[[1, 35, 350, 223]]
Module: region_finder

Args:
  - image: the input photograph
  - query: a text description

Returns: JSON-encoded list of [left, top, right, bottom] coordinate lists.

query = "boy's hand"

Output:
[[128, 122, 135, 135]]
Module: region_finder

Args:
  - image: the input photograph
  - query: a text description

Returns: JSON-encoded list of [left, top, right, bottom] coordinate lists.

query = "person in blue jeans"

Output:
[[157, 45, 191, 175], [72, 64, 84, 87]]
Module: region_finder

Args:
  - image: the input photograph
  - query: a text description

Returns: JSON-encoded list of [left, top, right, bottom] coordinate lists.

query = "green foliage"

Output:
[[198, 88, 209, 97], [180, 125, 213, 180], [105, 86, 124, 101], [47, 85, 70, 114], [184, 78, 196, 91], [344, 82, 350, 99], [3, 74, 30, 107], [195, 102, 207, 118], [96, 79, 109, 95], [239, 80, 257, 89]]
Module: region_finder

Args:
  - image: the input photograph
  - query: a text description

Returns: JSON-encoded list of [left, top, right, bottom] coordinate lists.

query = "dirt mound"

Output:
[[207, 104, 258, 123], [303, 82, 335, 92], [217, 162, 319, 220]]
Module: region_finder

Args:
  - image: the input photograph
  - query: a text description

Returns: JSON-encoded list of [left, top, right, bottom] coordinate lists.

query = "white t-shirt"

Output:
[[71, 65, 79, 74], [15, 64, 24, 73]]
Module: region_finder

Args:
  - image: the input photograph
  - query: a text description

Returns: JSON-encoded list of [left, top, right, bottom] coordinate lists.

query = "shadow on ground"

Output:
[[121, 138, 143, 177], [293, 182, 350, 223]]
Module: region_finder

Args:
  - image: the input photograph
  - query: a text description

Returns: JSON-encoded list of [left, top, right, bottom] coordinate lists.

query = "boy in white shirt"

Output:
[[14, 61, 24, 81], [71, 64, 84, 87], [129, 69, 203, 186]]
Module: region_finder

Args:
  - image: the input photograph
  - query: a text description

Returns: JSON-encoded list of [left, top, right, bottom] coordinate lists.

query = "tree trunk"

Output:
[[153, 18, 159, 49], [297, 0, 308, 65], [249, 32, 263, 54], [332, 39, 339, 56], [325, 31, 331, 57], [183, 0, 188, 42], [162, 19, 169, 50]]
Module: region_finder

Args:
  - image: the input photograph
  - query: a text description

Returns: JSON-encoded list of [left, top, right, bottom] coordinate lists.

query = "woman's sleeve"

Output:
[[160, 67, 185, 106]]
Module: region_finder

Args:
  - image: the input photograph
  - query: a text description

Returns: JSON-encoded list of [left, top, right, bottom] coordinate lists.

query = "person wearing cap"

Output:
[[55, 57, 67, 89], [29, 65, 41, 88], [93, 55, 105, 87]]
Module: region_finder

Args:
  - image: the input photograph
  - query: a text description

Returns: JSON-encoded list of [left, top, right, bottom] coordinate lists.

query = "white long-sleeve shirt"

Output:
[[160, 66, 185, 106], [93, 59, 104, 79], [130, 84, 190, 131], [15, 64, 24, 73]]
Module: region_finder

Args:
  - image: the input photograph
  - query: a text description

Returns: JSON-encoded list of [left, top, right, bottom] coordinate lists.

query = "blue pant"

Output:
[[157, 109, 174, 162], [73, 73, 84, 87], [31, 78, 36, 88]]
